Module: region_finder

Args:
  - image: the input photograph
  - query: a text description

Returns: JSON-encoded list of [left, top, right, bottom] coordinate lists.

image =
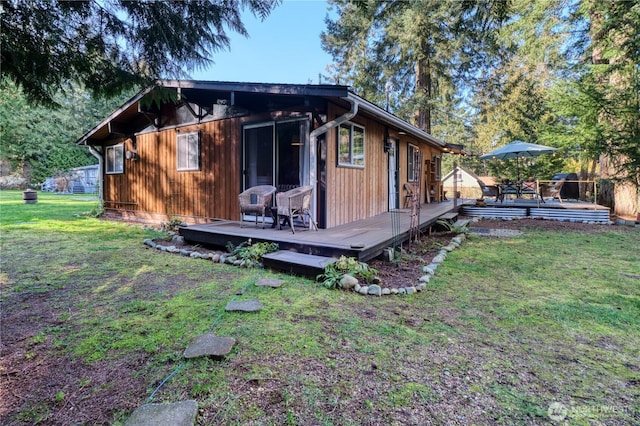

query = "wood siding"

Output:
[[324, 103, 443, 228], [104, 118, 243, 223], [102, 100, 444, 228]]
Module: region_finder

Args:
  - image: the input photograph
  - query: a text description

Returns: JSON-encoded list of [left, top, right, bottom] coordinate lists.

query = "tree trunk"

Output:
[[415, 38, 432, 134]]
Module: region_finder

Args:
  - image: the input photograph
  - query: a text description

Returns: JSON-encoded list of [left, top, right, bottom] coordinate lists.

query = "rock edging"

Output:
[[143, 236, 264, 268], [345, 232, 468, 297]]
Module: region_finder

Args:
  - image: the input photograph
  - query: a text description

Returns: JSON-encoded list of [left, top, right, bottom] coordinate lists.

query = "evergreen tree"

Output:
[[1, 0, 278, 106], [321, 0, 510, 134], [0, 78, 134, 184]]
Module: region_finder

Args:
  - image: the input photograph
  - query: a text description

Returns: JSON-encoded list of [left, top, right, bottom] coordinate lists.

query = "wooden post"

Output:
[[452, 162, 458, 211]]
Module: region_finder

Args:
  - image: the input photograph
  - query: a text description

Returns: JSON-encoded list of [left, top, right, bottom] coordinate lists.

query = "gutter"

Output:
[[308, 96, 359, 223], [89, 147, 104, 210], [346, 92, 445, 148]]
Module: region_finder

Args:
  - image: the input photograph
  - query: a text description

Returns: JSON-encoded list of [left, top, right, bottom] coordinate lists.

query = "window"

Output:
[[407, 144, 419, 182], [337, 123, 365, 167], [105, 144, 124, 174], [177, 131, 200, 171]]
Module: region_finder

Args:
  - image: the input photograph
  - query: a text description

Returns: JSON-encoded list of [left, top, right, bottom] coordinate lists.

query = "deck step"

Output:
[[263, 251, 336, 277], [438, 212, 458, 222]]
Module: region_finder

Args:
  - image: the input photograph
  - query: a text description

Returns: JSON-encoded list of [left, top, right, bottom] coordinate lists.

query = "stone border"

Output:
[[341, 232, 469, 297], [143, 236, 263, 268]]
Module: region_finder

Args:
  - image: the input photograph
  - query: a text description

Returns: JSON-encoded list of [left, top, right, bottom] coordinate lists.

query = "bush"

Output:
[[317, 256, 378, 289], [227, 240, 279, 267]]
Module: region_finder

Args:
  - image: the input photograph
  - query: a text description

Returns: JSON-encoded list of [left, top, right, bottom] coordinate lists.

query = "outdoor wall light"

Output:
[[125, 150, 139, 161]]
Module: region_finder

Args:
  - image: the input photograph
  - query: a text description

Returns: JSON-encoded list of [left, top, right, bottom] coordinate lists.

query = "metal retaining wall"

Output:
[[462, 206, 610, 223], [462, 207, 528, 218], [529, 208, 610, 223]]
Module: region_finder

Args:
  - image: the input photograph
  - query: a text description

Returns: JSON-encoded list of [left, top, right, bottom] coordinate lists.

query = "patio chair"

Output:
[[477, 179, 499, 201], [520, 179, 538, 199], [545, 178, 565, 203], [276, 185, 318, 234], [238, 185, 277, 228], [499, 181, 518, 202]]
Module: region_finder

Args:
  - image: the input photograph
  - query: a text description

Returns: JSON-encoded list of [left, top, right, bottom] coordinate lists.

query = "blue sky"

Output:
[[192, 0, 335, 84]]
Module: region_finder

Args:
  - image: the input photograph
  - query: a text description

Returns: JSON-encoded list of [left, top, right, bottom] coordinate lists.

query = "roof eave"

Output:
[[75, 86, 155, 146], [345, 92, 445, 148]]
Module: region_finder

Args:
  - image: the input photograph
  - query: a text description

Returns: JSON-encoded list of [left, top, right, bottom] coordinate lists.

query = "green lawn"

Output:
[[1, 190, 638, 425]]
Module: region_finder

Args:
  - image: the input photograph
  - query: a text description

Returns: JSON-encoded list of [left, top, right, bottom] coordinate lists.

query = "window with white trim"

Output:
[[177, 131, 200, 171], [407, 144, 419, 182], [105, 144, 124, 174], [337, 123, 365, 167]]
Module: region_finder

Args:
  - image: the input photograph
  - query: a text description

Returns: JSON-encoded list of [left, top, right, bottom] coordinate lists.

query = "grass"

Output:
[[1, 190, 639, 425]]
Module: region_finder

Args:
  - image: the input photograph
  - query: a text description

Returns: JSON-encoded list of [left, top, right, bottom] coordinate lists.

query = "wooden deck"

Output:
[[179, 200, 464, 262]]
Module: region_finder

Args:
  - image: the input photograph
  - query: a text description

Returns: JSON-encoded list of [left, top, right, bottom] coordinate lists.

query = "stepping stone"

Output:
[[124, 399, 198, 426], [184, 334, 236, 360], [255, 278, 284, 288], [225, 299, 263, 312]]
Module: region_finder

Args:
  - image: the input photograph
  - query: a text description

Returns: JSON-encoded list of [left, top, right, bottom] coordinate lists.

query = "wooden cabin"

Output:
[[76, 81, 447, 229]]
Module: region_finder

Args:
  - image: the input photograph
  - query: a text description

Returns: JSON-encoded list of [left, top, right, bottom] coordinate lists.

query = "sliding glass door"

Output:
[[242, 119, 308, 192]]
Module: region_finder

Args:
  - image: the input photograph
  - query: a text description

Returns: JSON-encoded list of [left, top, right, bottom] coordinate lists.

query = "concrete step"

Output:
[[263, 250, 336, 277]]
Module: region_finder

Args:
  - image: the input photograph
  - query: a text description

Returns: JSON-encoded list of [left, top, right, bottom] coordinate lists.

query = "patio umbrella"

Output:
[[478, 140, 558, 181]]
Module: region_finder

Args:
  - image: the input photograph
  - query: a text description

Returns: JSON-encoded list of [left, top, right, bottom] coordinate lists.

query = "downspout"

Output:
[[89, 146, 104, 211], [308, 96, 359, 224]]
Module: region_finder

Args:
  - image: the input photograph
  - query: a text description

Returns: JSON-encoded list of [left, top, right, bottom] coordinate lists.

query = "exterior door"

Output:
[[388, 138, 399, 210], [242, 119, 309, 192], [243, 124, 274, 189]]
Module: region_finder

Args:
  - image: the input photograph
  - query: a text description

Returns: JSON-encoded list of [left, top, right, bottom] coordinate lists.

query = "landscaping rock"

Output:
[[367, 284, 382, 296], [124, 400, 198, 426], [398, 288, 406, 294], [432, 254, 446, 264], [423, 266, 436, 276], [358, 286, 369, 295], [406, 286, 416, 295], [256, 278, 284, 288], [390, 288, 399, 295], [354, 283, 361, 293], [143, 239, 156, 248], [184, 334, 236, 360], [225, 299, 263, 312], [340, 274, 358, 290], [382, 288, 391, 295], [211, 254, 221, 263], [419, 275, 430, 283]]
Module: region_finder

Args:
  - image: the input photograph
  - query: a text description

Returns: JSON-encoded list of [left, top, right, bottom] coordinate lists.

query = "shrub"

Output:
[[227, 239, 279, 267], [317, 256, 378, 289]]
